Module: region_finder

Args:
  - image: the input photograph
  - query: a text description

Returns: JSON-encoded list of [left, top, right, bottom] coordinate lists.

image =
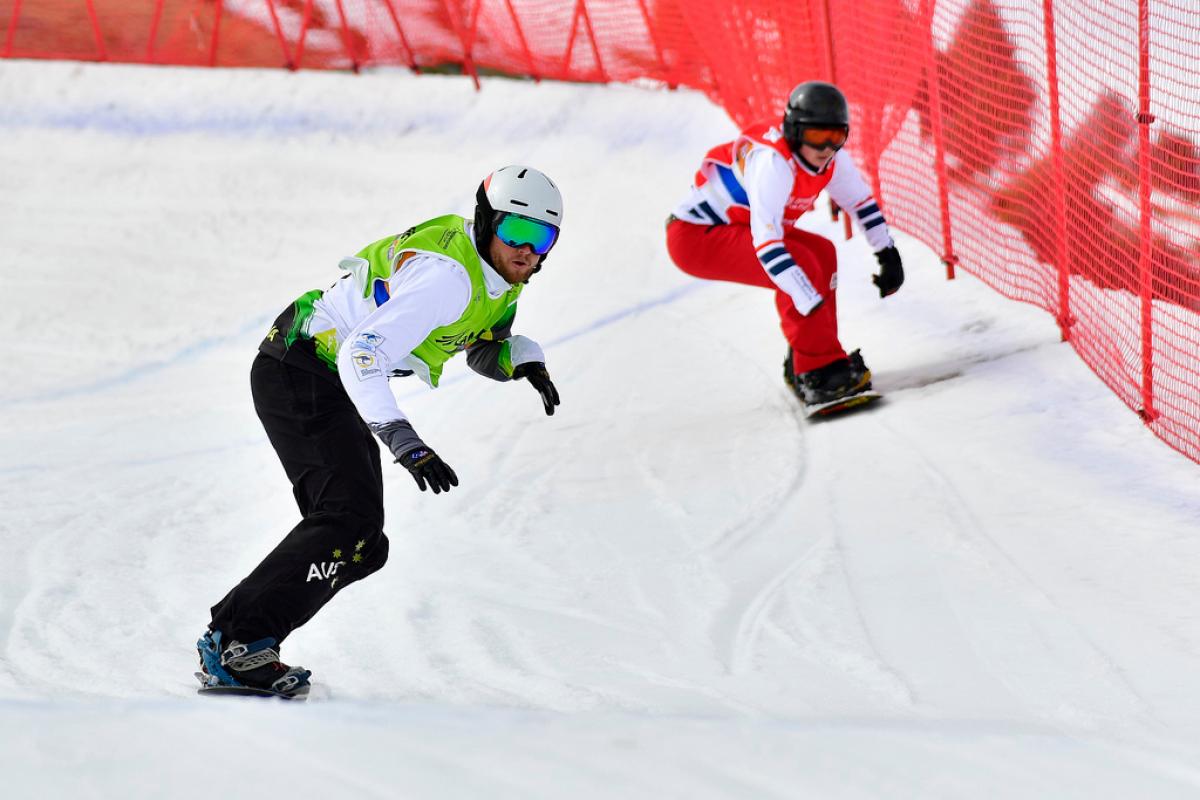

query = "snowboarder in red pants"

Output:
[[666, 81, 904, 410]]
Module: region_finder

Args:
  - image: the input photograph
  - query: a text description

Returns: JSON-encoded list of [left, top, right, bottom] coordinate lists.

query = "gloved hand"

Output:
[[872, 245, 904, 298], [372, 419, 459, 494], [397, 446, 459, 494], [513, 362, 561, 416]]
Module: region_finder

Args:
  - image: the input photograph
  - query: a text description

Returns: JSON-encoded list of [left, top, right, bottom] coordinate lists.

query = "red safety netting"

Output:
[[6, 0, 1200, 461]]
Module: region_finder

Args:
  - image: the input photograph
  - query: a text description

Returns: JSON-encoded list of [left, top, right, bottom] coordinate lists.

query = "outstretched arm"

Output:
[[743, 147, 825, 316], [339, 256, 471, 492], [465, 310, 559, 415], [826, 151, 904, 297], [337, 256, 469, 426], [464, 306, 517, 381]]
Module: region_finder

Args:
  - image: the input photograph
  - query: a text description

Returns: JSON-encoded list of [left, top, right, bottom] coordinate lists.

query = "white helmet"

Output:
[[479, 165, 563, 226], [474, 166, 563, 265]]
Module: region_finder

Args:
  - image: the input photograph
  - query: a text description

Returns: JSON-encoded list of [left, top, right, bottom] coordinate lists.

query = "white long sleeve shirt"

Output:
[[672, 137, 894, 313], [303, 224, 522, 427]]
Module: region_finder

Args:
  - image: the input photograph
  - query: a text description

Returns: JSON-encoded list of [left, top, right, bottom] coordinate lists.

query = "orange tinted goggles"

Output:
[[800, 126, 849, 150]]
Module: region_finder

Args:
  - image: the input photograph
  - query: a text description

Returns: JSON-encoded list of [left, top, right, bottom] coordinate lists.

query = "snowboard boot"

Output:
[[196, 629, 311, 697], [784, 348, 872, 406]]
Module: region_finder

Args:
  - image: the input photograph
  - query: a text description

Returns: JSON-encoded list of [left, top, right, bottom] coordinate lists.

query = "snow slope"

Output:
[[2, 61, 1200, 798]]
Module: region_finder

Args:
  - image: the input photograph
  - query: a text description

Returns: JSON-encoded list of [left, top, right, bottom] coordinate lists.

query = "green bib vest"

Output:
[[350, 215, 522, 386]]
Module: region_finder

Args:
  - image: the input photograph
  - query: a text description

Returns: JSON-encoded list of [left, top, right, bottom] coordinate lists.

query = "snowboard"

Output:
[[195, 673, 309, 701], [804, 389, 882, 419]]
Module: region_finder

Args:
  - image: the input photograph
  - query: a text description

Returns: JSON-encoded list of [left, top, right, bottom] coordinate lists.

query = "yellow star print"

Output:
[[355, 540, 366, 551], [332, 548, 342, 559], [352, 553, 363, 564]]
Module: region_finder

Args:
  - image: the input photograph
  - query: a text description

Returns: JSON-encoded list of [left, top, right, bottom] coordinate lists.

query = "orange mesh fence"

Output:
[[6, 0, 1200, 461]]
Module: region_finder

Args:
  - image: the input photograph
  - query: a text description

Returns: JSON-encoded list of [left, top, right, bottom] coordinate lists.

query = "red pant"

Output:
[[665, 219, 845, 374]]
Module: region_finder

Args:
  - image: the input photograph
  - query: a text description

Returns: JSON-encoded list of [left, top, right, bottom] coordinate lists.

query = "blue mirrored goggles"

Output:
[[494, 211, 559, 255]]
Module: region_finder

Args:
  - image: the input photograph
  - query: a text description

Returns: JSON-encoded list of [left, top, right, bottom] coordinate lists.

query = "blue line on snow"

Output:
[[3, 282, 705, 407], [3, 105, 457, 139], [394, 281, 703, 400], [549, 282, 701, 348], [2, 315, 273, 407]]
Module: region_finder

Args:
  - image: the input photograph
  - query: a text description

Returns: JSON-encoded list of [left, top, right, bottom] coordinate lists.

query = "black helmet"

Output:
[[782, 81, 849, 153]]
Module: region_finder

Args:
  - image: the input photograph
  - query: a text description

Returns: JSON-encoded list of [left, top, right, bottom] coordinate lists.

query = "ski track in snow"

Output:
[[870, 411, 1159, 729]]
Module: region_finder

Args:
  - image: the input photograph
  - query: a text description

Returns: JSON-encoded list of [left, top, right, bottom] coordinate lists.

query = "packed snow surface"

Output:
[[2, 61, 1200, 798]]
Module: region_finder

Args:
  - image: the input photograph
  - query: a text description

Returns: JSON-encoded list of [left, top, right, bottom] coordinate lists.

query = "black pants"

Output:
[[208, 354, 390, 646]]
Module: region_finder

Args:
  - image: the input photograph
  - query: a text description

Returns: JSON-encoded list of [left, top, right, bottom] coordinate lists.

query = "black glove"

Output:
[[397, 446, 459, 494], [872, 245, 904, 298], [513, 362, 560, 416], [372, 420, 459, 494]]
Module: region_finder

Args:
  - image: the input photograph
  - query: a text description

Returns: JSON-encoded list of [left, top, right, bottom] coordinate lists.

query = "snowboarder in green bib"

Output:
[[196, 166, 564, 698]]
